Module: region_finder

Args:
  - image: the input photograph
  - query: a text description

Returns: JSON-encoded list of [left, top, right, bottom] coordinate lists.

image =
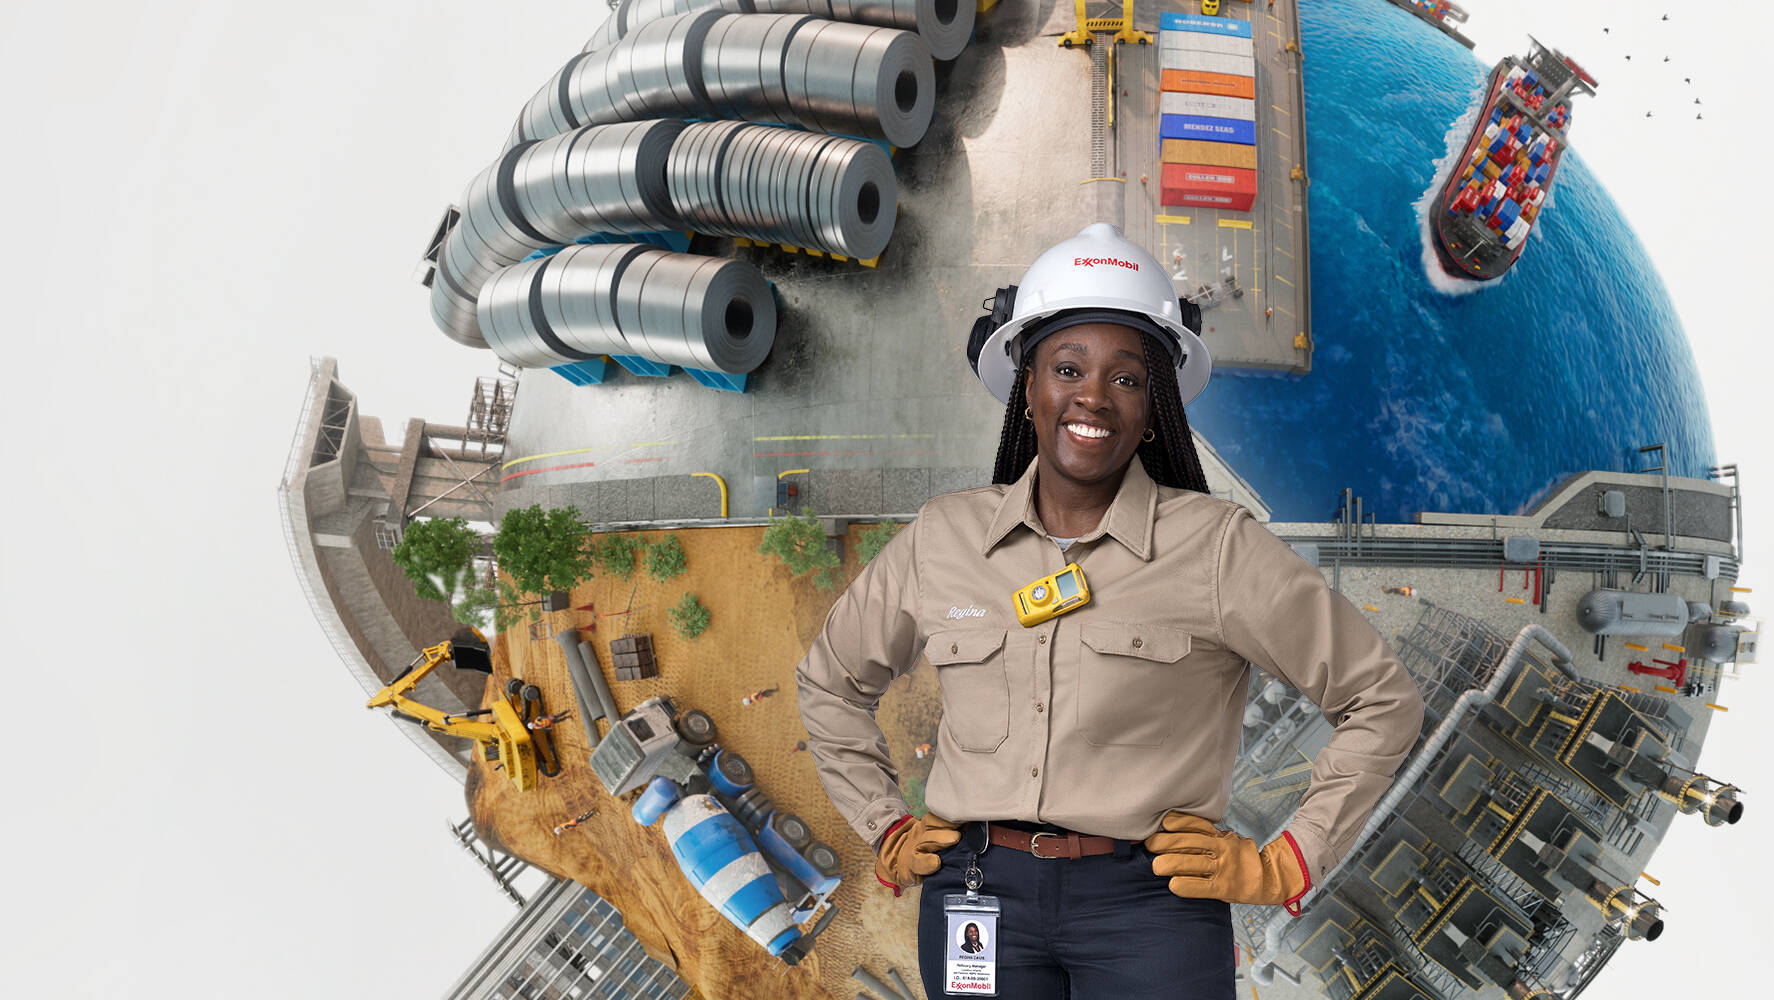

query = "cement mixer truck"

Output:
[[587, 696, 842, 965]]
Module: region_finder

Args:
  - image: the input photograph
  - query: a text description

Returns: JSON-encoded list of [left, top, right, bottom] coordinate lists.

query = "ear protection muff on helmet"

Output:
[[966, 284, 1018, 377]]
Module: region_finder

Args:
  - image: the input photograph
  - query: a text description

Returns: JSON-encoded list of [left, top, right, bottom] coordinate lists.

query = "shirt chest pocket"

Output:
[[1076, 622, 1203, 748], [926, 628, 1009, 753]]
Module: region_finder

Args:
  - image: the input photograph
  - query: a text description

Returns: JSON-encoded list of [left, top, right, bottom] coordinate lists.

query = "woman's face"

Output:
[[966, 924, 981, 944], [1022, 322, 1152, 488]]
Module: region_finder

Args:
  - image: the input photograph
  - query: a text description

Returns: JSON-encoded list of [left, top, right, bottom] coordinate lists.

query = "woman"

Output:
[[795, 224, 1424, 998]]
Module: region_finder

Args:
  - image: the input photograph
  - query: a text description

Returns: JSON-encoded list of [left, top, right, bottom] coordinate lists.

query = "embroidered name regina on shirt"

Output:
[[946, 605, 988, 620]]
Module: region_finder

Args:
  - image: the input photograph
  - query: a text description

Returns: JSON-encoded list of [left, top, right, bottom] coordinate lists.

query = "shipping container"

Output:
[[1481, 160, 1502, 180], [1159, 114, 1257, 145], [1160, 92, 1256, 122], [1161, 138, 1258, 170], [1160, 69, 1256, 100], [1160, 31, 1256, 58], [1159, 11, 1254, 37], [1160, 162, 1256, 211], [1162, 49, 1256, 79]]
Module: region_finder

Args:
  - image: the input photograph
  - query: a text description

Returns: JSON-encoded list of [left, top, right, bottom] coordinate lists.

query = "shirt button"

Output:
[[1132, 637, 1143, 649], [868, 821, 877, 830], [1030, 767, 1039, 778], [950, 643, 958, 654], [1035, 702, 1045, 713], [1037, 634, 1047, 645]]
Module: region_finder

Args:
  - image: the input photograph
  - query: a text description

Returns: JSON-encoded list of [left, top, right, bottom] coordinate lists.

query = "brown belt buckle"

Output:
[[1028, 831, 1062, 859]]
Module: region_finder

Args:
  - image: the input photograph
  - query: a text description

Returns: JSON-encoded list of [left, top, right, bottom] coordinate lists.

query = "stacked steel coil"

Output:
[[477, 243, 776, 374], [668, 122, 897, 260], [431, 120, 686, 347], [595, 0, 973, 61], [512, 12, 934, 149], [586, 0, 755, 52]]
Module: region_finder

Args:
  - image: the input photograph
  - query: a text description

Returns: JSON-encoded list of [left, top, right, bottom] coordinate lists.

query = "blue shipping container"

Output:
[[1159, 11, 1254, 38], [1160, 114, 1257, 145]]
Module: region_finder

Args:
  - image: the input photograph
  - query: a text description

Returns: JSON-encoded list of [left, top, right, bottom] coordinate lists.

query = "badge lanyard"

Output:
[[942, 846, 1001, 995]]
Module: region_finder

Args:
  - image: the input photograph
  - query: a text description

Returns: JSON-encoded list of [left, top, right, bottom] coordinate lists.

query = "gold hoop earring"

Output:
[[1142, 428, 1155, 443], [1024, 407, 1032, 420]]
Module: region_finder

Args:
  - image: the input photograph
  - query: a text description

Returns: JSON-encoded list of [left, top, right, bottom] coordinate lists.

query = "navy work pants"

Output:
[[917, 823, 1236, 999]]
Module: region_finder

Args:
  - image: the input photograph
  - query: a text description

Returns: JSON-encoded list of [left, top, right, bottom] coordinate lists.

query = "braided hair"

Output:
[[991, 330, 1211, 494]]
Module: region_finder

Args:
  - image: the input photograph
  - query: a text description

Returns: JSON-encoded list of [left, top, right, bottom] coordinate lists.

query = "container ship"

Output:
[[1432, 37, 1597, 281], [1383, 0, 1475, 49]]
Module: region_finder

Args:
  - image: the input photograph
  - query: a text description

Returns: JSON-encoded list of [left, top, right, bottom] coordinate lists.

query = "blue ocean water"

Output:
[[1184, 0, 1716, 523]]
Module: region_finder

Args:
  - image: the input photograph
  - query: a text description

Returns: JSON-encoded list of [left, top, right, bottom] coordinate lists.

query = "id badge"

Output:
[[942, 892, 1000, 995]]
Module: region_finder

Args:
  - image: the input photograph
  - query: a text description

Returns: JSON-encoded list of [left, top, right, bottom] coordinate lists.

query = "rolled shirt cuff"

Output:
[[1283, 823, 1335, 890], [852, 796, 913, 851]]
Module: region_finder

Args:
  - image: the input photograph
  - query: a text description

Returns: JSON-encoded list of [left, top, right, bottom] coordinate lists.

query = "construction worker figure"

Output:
[[796, 224, 1425, 998]]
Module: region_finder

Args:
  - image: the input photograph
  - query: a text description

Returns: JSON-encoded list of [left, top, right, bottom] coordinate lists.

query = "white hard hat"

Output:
[[973, 222, 1211, 406]]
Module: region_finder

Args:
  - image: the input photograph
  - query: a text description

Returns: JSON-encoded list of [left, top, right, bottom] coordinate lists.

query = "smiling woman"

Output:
[[795, 222, 1426, 1000]]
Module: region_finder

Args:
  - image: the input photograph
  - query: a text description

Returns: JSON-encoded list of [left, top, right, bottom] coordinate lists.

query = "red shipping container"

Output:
[[1160, 162, 1257, 211]]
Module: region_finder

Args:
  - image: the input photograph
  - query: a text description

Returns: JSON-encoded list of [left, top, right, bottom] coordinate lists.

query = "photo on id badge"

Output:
[[944, 908, 997, 995]]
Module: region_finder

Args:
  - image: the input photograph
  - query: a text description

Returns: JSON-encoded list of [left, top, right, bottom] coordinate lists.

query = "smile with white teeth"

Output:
[[1065, 423, 1112, 438]]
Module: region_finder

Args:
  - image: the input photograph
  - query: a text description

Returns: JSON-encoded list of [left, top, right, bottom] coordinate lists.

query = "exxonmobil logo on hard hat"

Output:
[[1073, 256, 1140, 271]]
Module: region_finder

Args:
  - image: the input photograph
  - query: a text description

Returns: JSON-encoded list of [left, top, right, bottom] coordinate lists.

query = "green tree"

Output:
[[644, 533, 688, 582], [668, 592, 710, 640], [590, 533, 647, 580], [453, 585, 500, 631], [494, 504, 595, 597], [391, 516, 480, 603], [758, 506, 843, 590], [856, 521, 902, 564]]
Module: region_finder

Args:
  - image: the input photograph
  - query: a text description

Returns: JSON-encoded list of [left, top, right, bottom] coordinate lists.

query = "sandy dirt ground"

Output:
[[465, 523, 942, 1000]]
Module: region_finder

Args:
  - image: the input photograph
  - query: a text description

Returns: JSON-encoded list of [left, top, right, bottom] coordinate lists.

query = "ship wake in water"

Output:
[[1416, 82, 1489, 297]]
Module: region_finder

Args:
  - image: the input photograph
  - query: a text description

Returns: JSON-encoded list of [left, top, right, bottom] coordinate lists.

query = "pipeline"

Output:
[[1248, 624, 1575, 984]]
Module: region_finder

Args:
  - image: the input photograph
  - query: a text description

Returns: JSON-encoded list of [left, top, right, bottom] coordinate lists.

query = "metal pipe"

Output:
[[1249, 624, 1574, 984], [580, 640, 623, 724], [554, 630, 606, 749]]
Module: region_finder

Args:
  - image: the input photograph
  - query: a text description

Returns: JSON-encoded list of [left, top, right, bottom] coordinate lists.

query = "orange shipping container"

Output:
[[1160, 162, 1257, 211], [1160, 139, 1258, 170], [1160, 68, 1256, 100]]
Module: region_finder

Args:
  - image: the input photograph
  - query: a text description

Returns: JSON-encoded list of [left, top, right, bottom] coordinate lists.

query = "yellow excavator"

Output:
[[366, 630, 560, 791]]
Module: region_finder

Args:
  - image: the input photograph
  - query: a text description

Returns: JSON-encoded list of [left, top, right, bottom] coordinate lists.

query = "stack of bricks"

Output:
[[611, 633, 658, 681]]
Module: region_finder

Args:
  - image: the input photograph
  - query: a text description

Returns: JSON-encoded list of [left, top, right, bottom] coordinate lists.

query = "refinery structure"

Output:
[[280, 3, 1757, 998]]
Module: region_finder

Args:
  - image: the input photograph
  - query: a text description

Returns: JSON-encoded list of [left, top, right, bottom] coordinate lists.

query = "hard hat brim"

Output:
[[977, 309, 1212, 408]]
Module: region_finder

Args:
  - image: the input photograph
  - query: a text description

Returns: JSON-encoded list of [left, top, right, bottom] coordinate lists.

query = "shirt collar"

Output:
[[979, 452, 1158, 560]]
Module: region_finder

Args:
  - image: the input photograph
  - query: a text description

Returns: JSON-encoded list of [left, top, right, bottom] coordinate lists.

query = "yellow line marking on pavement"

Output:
[[1274, 246, 1293, 259], [1218, 218, 1253, 229], [1273, 305, 1294, 318], [502, 441, 678, 470], [1272, 127, 1289, 140], [1706, 702, 1729, 712], [1156, 214, 1193, 226], [1271, 103, 1288, 117], [1272, 215, 1292, 230], [1654, 684, 1678, 694], [1273, 273, 1293, 287], [753, 433, 935, 441], [1662, 643, 1685, 652], [1623, 642, 1648, 652]]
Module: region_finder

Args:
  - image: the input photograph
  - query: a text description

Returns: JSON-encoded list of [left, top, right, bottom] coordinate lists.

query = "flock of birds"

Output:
[[1600, 13, 1704, 120]]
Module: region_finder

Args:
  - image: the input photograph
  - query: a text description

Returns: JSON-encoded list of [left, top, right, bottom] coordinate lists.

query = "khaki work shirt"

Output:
[[793, 454, 1425, 886]]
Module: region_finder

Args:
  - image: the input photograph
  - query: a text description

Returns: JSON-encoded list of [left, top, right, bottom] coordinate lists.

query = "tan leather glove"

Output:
[[874, 811, 963, 897], [1144, 812, 1312, 915]]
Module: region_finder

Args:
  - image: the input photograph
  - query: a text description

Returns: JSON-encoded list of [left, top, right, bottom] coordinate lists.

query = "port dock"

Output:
[[1119, 0, 1314, 376]]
